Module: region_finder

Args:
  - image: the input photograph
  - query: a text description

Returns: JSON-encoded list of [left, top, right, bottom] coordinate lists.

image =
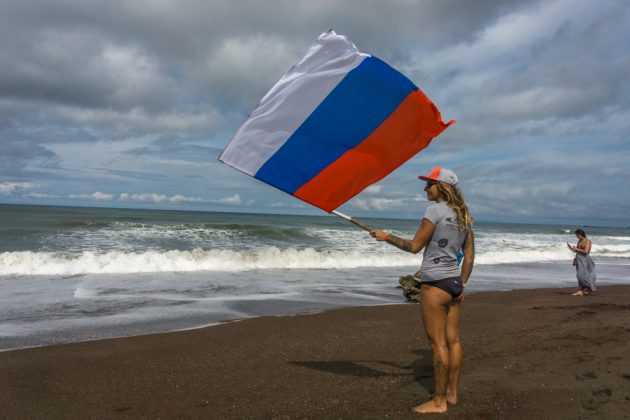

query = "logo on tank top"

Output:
[[438, 239, 448, 248], [433, 257, 440, 264]]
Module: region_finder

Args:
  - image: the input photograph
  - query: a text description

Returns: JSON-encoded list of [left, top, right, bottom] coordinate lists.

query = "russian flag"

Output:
[[219, 30, 454, 212]]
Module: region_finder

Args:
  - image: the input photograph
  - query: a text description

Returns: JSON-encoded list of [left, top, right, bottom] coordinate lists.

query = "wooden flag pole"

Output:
[[331, 210, 373, 232]]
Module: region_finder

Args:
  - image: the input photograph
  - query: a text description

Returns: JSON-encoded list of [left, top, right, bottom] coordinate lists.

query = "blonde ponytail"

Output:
[[436, 183, 472, 230]]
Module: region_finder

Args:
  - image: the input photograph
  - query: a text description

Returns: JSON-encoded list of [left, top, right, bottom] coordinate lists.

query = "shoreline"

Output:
[[2, 261, 629, 352], [2, 285, 629, 418]]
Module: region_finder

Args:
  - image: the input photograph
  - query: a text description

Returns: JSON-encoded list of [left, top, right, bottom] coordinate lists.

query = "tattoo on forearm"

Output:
[[386, 234, 414, 253], [461, 231, 475, 282]]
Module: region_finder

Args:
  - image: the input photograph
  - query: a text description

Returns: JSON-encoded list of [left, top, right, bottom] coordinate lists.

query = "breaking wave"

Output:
[[2, 242, 629, 276]]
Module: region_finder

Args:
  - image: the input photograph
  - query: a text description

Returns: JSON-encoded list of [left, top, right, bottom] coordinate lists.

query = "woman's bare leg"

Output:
[[445, 301, 462, 405], [412, 285, 452, 414]]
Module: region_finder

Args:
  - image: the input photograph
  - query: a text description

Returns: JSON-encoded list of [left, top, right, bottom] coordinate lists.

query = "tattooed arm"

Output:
[[461, 230, 475, 284], [370, 219, 435, 254]]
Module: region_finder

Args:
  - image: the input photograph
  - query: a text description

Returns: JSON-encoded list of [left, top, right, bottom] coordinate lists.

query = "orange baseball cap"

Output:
[[418, 167, 458, 186]]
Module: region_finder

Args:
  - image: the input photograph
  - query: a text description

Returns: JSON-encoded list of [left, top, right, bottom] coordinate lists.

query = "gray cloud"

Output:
[[0, 0, 537, 113], [1, 0, 628, 224], [422, 0, 630, 145], [0, 137, 58, 178]]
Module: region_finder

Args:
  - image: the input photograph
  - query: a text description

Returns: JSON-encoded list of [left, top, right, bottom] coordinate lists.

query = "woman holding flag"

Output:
[[371, 167, 474, 414], [219, 29, 462, 413]]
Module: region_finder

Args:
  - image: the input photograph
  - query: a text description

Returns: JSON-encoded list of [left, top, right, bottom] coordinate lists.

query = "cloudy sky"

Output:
[[1, 0, 628, 225]]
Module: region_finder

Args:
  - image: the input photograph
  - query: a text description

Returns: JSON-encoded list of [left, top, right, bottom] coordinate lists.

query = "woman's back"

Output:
[[420, 202, 469, 282]]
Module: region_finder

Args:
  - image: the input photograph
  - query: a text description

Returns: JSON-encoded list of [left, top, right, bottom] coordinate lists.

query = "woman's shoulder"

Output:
[[423, 202, 453, 224], [430, 201, 450, 210], [424, 201, 449, 214], [423, 202, 443, 222]]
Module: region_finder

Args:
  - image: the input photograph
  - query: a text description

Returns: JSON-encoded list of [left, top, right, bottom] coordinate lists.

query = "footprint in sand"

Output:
[[583, 388, 612, 411], [575, 371, 597, 380], [592, 388, 612, 397]]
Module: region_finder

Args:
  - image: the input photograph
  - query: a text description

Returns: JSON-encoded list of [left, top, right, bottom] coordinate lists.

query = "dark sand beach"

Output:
[[2, 285, 629, 419]]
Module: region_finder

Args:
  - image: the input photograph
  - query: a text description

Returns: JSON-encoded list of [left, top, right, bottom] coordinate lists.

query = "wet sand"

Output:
[[1, 285, 629, 419]]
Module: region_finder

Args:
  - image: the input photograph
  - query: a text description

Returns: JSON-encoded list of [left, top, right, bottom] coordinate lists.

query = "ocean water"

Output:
[[1, 204, 629, 350]]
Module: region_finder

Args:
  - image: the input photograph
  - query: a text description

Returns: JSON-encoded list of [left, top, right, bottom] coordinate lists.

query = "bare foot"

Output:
[[572, 290, 584, 296], [411, 399, 447, 414], [446, 394, 458, 405], [445, 387, 458, 405]]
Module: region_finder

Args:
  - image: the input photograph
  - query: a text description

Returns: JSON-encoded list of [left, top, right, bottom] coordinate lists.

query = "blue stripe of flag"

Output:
[[254, 56, 417, 194]]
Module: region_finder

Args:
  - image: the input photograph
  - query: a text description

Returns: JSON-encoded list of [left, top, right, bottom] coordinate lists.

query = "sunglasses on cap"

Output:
[[425, 181, 438, 188]]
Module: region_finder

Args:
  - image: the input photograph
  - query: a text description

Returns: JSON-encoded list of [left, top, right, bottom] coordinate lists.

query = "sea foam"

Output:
[[2, 242, 629, 276], [0, 248, 418, 275]]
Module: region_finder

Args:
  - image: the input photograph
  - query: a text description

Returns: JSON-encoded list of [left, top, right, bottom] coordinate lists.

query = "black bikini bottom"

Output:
[[422, 276, 463, 298]]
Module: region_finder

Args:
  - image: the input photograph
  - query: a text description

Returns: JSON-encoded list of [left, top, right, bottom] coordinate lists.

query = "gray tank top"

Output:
[[420, 202, 469, 282]]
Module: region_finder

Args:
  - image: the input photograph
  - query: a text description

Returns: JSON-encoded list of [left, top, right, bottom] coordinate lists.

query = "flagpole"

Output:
[[331, 210, 373, 232]]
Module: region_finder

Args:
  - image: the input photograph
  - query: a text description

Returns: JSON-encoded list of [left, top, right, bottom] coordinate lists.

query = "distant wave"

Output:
[[2, 244, 629, 275], [0, 248, 417, 275]]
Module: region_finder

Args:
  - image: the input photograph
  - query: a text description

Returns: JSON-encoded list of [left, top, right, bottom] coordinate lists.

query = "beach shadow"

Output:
[[408, 348, 435, 391], [289, 348, 433, 391]]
